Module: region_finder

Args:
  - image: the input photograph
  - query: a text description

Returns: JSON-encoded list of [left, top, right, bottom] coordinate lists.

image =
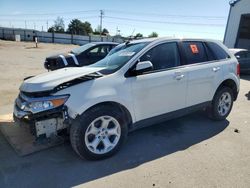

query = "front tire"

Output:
[[70, 105, 128, 160], [207, 87, 234, 121]]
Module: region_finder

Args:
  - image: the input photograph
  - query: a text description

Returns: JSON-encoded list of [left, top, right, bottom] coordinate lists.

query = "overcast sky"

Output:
[[0, 0, 230, 40]]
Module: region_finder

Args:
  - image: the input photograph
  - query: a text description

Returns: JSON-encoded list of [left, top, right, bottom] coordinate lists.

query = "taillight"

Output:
[[237, 63, 240, 76]]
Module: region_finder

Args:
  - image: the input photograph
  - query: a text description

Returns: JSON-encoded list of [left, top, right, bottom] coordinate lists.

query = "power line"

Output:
[[0, 16, 98, 22], [0, 9, 226, 20], [105, 9, 226, 20], [104, 21, 222, 35], [0, 9, 226, 35], [105, 16, 225, 27], [0, 10, 99, 16]]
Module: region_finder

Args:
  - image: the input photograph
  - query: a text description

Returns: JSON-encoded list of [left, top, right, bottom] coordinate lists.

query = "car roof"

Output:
[[127, 37, 222, 44], [229, 48, 248, 54], [90, 42, 119, 45]]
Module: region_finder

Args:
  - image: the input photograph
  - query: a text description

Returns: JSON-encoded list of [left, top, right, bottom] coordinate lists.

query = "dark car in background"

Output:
[[229, 48, 250, 74], [44, 42, 118, 71]]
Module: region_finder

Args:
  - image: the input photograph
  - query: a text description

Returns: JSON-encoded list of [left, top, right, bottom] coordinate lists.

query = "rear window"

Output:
[[235, 51, 250, 59], [235, 51, 247, 59], [206, 42, 230, 60], [182, 42, 208, 65]]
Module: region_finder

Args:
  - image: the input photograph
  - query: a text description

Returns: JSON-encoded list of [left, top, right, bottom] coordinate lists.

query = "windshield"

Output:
[[89, 42, 149, 74], [107, 43, 126, 56], [71, 43, 96, 55]]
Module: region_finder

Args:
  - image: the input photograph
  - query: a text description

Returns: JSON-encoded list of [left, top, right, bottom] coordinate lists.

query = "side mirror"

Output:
[[135, 61, 153, 74]]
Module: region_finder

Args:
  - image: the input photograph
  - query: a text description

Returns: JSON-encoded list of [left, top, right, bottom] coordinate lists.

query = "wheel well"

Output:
[[217, 79, 238, 100], [85, 102, 133, 129]]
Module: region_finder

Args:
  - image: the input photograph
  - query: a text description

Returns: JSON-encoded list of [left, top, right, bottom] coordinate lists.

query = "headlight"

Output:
[[26, 95, 69, 113]]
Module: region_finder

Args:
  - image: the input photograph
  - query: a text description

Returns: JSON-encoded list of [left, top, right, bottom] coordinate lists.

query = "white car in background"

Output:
[[14, 38, 240, 160]]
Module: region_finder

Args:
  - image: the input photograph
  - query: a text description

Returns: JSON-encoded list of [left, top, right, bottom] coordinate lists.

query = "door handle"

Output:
[[212, 67, 221, 72], [175, 74, 185, 80]]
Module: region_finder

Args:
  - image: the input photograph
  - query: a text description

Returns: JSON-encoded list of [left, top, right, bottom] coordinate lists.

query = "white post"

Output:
[[35, 37, 38, 48]]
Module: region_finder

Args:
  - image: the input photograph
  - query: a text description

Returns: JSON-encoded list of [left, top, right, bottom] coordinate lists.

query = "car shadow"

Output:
[[0, 111, 229, 188]]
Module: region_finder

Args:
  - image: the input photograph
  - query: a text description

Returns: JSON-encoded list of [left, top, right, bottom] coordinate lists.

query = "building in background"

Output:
[[224, 0, 250, 50]]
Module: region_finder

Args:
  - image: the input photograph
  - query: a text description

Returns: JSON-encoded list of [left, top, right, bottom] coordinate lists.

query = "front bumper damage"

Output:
[[13, 92, 70, 138]]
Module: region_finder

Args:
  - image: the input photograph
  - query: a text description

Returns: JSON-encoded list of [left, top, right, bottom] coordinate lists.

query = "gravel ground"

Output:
[[0, 40, 77, 115], [0, 40, 250, 188]]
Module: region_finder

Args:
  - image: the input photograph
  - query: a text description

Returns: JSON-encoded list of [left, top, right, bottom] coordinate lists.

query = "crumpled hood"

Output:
[[20, 67, 104, 93]]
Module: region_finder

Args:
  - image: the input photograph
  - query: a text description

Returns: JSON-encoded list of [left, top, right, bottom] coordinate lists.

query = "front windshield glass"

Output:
[[89, 42, 149, 74], [71, 43, 96, 55], [107, 43, 126, 56]]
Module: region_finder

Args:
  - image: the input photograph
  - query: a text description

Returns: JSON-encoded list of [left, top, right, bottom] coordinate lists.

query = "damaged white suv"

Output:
[[14, 38, 240, 160]]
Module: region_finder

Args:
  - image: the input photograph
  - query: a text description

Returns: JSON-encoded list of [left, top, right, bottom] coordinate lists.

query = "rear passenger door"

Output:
[[181, 41, 225, 107]]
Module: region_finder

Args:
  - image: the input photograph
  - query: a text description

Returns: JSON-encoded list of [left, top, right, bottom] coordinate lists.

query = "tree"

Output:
[[67, 19, 93, 35], [135, 33, 143, 38], [93, 26, 110, 36], [93, 25, 101, 35], [47, 27, 55, 33], [102, 28, 109, 35], [48, 17, 65, 33], [148, 32, 158, 38], [82, 21, 93, 35]]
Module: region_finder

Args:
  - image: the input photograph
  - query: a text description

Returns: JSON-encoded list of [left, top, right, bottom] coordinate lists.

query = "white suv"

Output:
[[14, 38, 240, 160]]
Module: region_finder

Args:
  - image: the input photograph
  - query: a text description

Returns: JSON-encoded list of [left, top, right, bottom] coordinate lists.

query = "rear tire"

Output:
[[207, 87, 234, 121], [70, 105, 128, 160]]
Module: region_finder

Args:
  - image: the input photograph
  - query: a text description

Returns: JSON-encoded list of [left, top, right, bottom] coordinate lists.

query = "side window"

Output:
[[100, 45, 110, 54], [235, 51, 247, 59], [182, 42, 208, 65], [89, 45, 109, 56], [140, 42, 180, 71], [89, 46, 100, 53], [206, 42, 230, 60]]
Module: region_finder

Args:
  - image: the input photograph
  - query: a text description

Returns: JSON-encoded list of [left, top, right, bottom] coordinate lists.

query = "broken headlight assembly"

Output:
[[20, 94, 70, 114]]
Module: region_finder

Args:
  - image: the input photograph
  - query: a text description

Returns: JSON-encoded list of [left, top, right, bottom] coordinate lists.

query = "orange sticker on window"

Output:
[[190, 44, 199, 54]]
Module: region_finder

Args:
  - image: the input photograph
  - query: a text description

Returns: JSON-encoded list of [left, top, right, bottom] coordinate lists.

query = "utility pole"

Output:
[[46, 20, 48, 31], [100, 10, 104, 37], [25, 20, 27, 29], [116, 26, 120, 36]]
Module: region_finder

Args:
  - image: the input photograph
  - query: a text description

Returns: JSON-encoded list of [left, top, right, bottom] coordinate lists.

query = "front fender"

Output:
[[56, 76, 135, 123], [66, 95, 135, 123]]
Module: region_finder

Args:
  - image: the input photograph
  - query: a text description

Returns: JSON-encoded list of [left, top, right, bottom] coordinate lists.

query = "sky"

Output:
[[0, 0, 231, 40]]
